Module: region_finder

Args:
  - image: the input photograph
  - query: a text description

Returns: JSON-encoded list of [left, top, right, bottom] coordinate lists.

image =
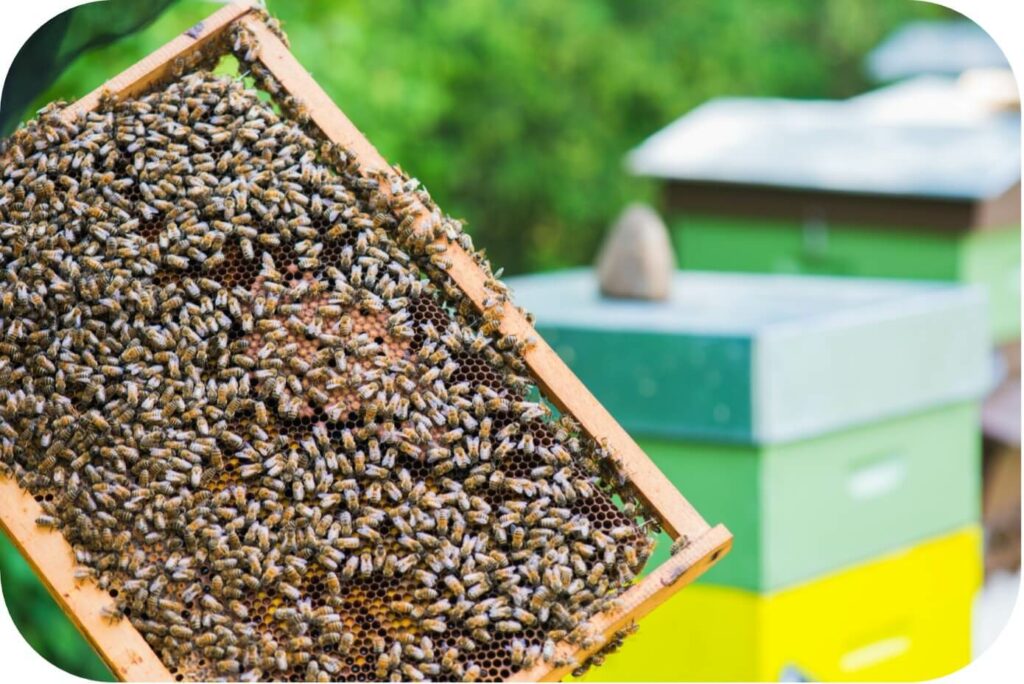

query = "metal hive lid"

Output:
[[865, 19, 1009, 83], [627, 76, 1020, 201]]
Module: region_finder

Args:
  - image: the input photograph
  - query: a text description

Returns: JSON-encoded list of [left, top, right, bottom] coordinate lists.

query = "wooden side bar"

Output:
[[240, 15, 716, 543], [0, 478, 173, 681]]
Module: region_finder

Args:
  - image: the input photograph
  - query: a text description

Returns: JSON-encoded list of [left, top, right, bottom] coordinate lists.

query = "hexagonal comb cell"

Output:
[[0, 21, 660, 684]]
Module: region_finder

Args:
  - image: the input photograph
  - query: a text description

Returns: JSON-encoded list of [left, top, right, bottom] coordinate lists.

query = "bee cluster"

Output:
[[570, 622, 640, 679], [0, 19, 657, 683]]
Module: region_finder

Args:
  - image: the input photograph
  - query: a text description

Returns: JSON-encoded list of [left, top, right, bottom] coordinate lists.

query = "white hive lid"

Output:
[[865, 19, 1008, 82], [627, 76, 1020, 201]]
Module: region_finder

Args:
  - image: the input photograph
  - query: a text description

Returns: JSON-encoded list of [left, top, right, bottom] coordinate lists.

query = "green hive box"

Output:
[[641, 402, 980, 590], [673, 215, 1020, 344], [627, 78, 1021, 343], [508, 269, 990, 591]]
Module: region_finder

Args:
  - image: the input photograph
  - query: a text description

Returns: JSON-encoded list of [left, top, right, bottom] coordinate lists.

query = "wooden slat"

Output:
[[240, 15, 712, 542], [663, 178, 1022, 233], [510, 524, 733, 682], [0, 477, 173, 681], [60, 0, 257, 123]]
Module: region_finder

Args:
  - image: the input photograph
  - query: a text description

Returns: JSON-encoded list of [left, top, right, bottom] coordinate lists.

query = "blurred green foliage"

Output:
[[3, 0, 944, 679], [0, 531, 114, 680], [0, 0, 176, 134]]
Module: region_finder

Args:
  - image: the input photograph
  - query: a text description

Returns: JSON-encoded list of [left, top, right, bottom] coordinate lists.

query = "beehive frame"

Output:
[[0, 2, 731, 681]]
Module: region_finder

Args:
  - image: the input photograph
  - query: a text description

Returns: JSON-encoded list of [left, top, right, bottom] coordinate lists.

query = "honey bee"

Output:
[[216, 659, 241, 675], [35, 515, 59, 529], [100, 605, 124, 623]]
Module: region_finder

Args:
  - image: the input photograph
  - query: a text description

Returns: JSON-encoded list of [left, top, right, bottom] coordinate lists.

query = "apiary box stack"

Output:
[[629, 74, 1021, 579], [508, 269, 990, 681]]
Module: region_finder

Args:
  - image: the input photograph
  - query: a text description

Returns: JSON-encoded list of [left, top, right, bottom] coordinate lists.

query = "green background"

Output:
[[0, 532, 114, 680], [22, 0, 946, 276]]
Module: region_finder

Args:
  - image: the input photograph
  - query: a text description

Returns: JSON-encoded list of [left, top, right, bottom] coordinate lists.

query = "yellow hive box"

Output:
[[575, 526, 981, 682]]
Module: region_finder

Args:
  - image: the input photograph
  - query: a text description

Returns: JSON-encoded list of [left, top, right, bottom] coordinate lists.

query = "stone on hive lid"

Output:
[[596, 203, 675, 300]]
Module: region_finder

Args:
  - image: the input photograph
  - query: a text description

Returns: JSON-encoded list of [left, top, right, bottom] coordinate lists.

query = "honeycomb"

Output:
[[0, 16, 657, 683]]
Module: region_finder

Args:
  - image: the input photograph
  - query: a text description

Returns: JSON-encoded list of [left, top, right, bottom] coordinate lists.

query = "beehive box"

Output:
[[0, 3, 730, 681], [640, 402, 980, 590], [508, 269, 990, 444], [629, 82, 1021, 342], [573, 525, 981, 682], [509, 269, 988, 590], [981, 363, 1021, 572], [982, 439, 1021, 572]]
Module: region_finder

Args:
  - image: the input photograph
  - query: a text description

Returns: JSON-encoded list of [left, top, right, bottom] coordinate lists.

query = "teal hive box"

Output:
[[628, 77, 1021, 343], [508, 269, 990, 591], [509, 269, 990, 444]]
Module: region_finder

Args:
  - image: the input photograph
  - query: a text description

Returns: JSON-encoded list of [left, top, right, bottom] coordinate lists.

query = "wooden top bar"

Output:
[[60, 1, 257, 124]]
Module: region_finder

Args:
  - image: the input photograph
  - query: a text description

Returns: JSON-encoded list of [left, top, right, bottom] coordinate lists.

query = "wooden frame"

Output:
[[0, 2, 732, 681]]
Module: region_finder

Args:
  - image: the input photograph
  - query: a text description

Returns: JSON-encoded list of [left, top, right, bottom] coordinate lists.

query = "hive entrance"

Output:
[[0, 15, 660, 683]]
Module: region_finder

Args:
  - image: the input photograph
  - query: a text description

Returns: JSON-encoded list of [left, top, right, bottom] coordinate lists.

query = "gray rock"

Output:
[[596, 203, 675, 300]]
